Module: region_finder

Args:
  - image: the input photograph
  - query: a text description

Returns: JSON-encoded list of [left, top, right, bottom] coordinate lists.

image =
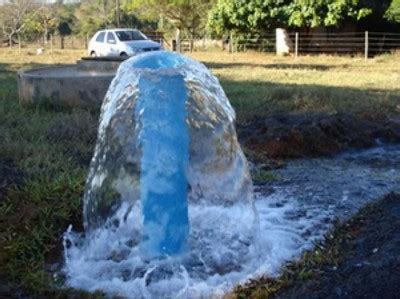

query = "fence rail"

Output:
[[229, 31, 400, 59]]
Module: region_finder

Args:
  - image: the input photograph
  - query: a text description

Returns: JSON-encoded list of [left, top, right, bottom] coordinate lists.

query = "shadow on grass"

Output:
[[204, 61, 335, 71], [218, 79, 400, 122]]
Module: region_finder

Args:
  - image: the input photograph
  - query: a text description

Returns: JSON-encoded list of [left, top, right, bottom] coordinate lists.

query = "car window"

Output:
[[107, 32, 116, 44], [96, 32, 105, 43], [115, 30, 147, 41]]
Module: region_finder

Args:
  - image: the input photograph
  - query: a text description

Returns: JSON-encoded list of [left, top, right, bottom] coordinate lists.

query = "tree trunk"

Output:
[[44, 20, 48, 45], [9, 33, 13, 48], [115, 0, 120, 27], [61, 36, 64, 49]]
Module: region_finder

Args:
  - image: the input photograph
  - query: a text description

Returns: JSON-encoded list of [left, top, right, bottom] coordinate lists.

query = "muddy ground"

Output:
[[238, 113, 400, 160], [274, 192, 400, 299]]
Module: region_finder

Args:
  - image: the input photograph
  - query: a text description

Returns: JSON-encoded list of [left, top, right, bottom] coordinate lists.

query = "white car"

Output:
[[88, 29, 162, 57]]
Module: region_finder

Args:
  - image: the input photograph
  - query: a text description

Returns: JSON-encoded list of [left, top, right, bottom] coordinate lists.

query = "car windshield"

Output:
[[115, 30, 147, 41]]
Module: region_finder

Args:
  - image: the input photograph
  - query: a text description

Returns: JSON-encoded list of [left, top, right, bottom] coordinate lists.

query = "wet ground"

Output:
[[239, 113, 400, 159], [275, 192, 400, 299]]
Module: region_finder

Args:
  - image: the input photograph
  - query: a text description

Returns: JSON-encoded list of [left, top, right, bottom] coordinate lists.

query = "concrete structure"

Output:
[[17, 57, 125, 108]]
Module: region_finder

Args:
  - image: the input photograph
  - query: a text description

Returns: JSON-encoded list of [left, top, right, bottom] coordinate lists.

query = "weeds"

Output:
[[0, 61, 96, 293]]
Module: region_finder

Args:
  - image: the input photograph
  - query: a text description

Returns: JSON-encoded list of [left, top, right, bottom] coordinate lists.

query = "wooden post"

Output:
[[295, 32, 299, 59], [365, 31, 369, 61], [85, 34, 89, 49], [229, 31, 233, 53], [176, 28, 181, 53]]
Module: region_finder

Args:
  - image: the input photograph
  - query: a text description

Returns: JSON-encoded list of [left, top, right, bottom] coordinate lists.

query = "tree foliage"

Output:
[[74, 0, 115, 36], [0, 0, 36, 45], [385, 0, 400, 22], [125, 0, 214, 37], [208, 0, 372, 35], [56, 4, 76, 37], [208, 0, 289, 35]]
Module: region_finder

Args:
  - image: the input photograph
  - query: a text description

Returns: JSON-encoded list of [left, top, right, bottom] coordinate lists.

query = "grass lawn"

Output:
[[0, 48, 399, 295], [192, 51, 400, 122]]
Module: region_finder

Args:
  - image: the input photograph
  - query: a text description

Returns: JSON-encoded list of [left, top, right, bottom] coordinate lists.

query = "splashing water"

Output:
[[64, 52, 258, 297], [63, 52, 400, 298]]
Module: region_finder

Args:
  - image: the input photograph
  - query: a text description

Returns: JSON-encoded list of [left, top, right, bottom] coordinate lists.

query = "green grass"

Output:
[[0, 60, 97, 293], [0, 48, 399, 295], [251, 169, 279, 183], [191, 51, 400, 122]]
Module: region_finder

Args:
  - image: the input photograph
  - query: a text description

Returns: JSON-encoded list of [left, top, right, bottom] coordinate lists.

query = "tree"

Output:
[[55, 3, 76, 49], [75, 0, 115, 37], [0, 0, 36, 47], [385, 0, 400, 22], [208, 0, 290, 35], [126, 0, 214, 41], [287, 0, 371, 28], [24, 4, 58, 44], [208, 0, 372, 35]]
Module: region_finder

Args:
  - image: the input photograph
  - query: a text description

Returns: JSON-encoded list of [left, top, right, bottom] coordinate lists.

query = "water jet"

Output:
[[64, 51, 258, 297]]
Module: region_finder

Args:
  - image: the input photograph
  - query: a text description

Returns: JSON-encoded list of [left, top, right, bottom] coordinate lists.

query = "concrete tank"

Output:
[[17, 57, 126, 108]]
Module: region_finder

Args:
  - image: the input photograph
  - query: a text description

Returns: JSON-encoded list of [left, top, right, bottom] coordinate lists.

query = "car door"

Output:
[[95, 31, 106, 56], [106, 32, 118, 56]]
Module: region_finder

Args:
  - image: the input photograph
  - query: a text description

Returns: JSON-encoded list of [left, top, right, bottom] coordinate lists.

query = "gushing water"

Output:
[[64, 52, 257, 297], [63, 52, 400, 298]]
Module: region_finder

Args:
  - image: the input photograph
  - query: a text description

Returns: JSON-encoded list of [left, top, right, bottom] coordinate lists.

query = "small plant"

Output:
[[251, 168, 279, 183]]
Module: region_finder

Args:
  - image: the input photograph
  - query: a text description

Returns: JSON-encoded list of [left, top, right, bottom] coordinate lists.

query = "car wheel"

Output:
[[120, 52, 128, 58], [90, 51, 96, 57]]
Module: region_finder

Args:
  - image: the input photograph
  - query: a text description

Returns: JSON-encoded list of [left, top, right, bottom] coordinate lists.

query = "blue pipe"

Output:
[[135, 71, 189, 257]]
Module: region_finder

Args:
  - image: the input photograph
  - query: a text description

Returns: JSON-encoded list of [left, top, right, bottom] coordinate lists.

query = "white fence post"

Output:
[[276, 28, 292, 56], [365, 31, 369, 61], [295, 32, 299, 59]]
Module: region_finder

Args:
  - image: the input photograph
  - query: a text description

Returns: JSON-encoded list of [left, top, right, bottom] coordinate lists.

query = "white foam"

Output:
[[63, 189, 332, 298]]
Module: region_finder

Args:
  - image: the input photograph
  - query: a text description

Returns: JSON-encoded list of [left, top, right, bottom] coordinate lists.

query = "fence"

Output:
[[4, 31, 167, 51], [228, 31, 400, 59], [3, 35, 88, 51], [5, 31, 400, 59]]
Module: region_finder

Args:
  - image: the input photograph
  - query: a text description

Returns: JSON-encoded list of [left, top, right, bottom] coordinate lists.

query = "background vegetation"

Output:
[[1, 0, 400, 47]]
